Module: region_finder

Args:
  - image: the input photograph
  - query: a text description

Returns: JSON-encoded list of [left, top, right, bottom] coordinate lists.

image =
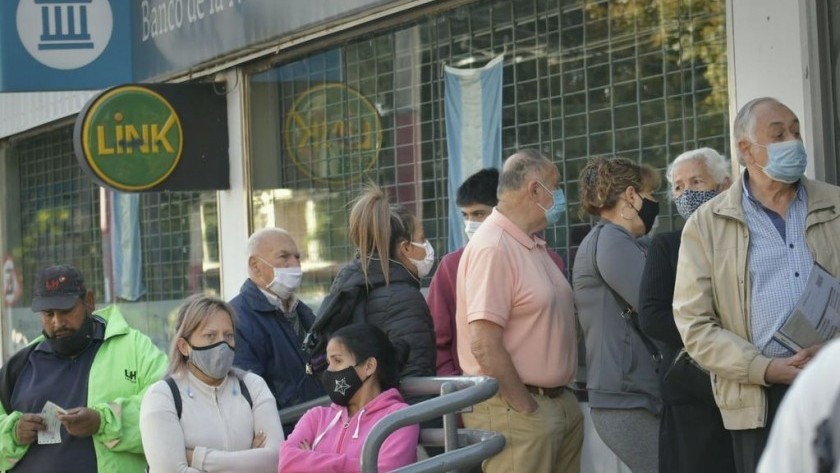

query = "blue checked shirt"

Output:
[[742, 173, 812, 357]]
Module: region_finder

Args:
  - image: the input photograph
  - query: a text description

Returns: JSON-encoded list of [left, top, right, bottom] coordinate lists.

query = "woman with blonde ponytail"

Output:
[[318, 184, 436, 383]]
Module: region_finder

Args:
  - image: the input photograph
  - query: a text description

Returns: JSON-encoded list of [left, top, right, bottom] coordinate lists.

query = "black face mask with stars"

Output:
[[320, 365, 368, 406]]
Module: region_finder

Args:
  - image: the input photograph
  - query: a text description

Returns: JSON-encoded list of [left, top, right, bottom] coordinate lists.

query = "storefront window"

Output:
[[2, 125, 220, 352], [248, 0, 729, 308]]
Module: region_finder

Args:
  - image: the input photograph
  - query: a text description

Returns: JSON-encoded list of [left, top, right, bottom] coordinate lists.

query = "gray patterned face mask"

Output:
[[674, 189, 719, 220]]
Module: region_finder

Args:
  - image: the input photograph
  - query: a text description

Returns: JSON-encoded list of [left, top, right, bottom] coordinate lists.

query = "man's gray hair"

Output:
[[498, 149, 551, 193], [665, 147, 730, 199], [247, 227, 290, 257], [732, 97, 781, 165]]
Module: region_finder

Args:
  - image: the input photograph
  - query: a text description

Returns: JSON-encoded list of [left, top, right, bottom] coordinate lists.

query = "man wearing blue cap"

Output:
[[0, 264, 167, 472]]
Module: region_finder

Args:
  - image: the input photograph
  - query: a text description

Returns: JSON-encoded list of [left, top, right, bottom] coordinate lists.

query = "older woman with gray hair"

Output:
[[638, 147, 735, 473]]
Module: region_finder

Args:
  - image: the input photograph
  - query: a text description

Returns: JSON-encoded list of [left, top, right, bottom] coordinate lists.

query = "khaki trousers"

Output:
[[463, 389, 583, 473]]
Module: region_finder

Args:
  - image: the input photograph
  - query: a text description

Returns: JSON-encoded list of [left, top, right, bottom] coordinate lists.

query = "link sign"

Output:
[[74, 83, 229, 192], [79, 86, 182, 191], [284, 84, 382, 184]]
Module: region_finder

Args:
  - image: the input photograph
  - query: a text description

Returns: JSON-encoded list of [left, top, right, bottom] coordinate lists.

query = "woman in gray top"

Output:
[[572, 156, 663, 473]]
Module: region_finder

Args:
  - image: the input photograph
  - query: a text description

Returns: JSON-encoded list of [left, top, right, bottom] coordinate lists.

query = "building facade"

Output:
[[0, 0, 836, 359]]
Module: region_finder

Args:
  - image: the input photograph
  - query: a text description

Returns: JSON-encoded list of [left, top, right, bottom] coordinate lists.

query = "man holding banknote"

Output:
[[673, 97, 840, 473], [0, 265, 167, 472]]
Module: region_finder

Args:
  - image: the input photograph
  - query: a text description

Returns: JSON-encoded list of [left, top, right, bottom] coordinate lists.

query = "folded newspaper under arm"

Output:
[[765, 262, 840, 354]]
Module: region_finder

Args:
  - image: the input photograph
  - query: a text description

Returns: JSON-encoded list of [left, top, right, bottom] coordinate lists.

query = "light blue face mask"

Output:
[[751, 139, 808, 183], [537, 182, 566, 226]]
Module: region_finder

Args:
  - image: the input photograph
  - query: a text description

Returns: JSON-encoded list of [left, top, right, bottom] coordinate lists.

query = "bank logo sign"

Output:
[[284, 84, 382, 184], [16, 0, 113, 70], [79, 86, 183, 191]]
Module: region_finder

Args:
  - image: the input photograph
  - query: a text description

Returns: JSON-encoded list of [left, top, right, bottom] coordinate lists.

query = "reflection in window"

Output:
[[247, 0, 729, 309]]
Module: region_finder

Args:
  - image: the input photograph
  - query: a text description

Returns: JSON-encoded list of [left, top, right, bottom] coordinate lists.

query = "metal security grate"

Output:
[[11, 125, 220, 305], [249, 0, 729, 290], [250, 34, 451, 303], [439, 0, 730, 257], [15, 125, 105, 303], [139, 191, 220, 301]]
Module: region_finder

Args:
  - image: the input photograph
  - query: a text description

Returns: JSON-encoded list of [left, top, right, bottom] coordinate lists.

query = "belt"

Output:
[[524, 385, 565, 399]]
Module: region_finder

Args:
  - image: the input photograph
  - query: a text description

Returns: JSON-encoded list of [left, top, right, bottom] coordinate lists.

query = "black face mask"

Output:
[[638, 197, 660, 234], [44, 315, 94, 357], [320, 365, 367, 406]]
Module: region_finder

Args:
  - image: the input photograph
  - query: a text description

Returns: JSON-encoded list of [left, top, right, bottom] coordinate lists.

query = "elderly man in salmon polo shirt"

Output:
[[456, 148, 583, 473]]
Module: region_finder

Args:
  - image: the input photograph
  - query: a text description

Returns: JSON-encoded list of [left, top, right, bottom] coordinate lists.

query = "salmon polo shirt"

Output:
[[455, 208, 577, 388]]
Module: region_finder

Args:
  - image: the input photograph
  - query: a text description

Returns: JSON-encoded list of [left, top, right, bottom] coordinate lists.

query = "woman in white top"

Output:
[[140, 294, 283, 472]]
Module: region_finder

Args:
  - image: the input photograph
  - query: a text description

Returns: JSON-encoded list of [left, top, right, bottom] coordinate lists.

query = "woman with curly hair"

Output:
[[572, 156, 663, 473]]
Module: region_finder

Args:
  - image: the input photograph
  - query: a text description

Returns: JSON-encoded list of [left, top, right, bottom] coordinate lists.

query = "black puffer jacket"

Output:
[[329, 257, 436, 379]]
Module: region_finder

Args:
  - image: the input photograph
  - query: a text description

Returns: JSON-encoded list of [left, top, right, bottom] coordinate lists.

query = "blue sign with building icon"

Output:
[[0, 0, 397, 92], [36, 0, 96, 51], [0, 0, 131, 91]]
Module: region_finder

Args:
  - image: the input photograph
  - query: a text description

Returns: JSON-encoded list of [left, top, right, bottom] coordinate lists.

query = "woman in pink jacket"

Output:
[[279, 323, 419, 473]]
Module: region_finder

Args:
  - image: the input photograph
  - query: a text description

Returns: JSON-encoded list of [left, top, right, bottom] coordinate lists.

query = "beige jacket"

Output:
[[674, 174, 840, 430]]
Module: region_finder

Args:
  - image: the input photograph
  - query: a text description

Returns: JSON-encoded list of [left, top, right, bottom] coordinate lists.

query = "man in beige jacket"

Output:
[[673, 97, 840, 473]]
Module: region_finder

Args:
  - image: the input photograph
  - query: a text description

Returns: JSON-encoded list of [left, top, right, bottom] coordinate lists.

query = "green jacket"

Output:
[[0, 305, 167, 472], [674, 175, 840, 430]]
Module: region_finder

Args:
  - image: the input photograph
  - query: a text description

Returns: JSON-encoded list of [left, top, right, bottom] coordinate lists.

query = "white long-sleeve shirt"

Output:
[[758, 339, 840, 473], [140, 370, 284, 473]]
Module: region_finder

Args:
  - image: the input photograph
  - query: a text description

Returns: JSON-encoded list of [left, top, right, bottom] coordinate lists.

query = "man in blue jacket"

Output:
[[230, 228, 324, 429]]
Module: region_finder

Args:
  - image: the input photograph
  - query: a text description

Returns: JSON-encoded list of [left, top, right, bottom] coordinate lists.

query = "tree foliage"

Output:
[[585, 0, 727, 111]]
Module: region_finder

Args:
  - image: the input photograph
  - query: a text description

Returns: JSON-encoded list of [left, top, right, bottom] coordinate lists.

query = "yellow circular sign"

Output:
[[80, 86, 183, 191], [284, 84, 382, 184]]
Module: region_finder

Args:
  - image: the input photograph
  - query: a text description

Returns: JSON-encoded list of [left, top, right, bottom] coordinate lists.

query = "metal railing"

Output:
[[362, 376, 505, 473], [278, 395, 330, 424], [277, 376, 505, 473]]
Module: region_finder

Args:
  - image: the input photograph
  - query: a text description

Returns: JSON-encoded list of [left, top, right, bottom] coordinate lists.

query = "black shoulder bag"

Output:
[[591, 223, 663, 369], [302, 284, 367, 376]]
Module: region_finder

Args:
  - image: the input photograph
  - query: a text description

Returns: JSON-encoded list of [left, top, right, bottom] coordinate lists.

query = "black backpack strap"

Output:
[[303, 283, 367, 375], [590, 223, 663, 365], [166, 374, 251, 419], [238, 377, 253, 409], [165, 376, 182, 419]]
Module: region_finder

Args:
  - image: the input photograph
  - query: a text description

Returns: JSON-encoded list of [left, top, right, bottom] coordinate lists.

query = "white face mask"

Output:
[[258, 257, 303, 300], [464, 220, 482, 241], [408, 240, 435, 278]]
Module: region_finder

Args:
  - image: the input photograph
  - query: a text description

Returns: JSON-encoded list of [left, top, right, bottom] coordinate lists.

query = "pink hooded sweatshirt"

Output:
[[278, 388, 419, 473]]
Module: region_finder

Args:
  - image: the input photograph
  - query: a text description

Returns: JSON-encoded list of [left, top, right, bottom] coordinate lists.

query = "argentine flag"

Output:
[[110, 191, 146, 302], [444, 55, 504, 252]]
